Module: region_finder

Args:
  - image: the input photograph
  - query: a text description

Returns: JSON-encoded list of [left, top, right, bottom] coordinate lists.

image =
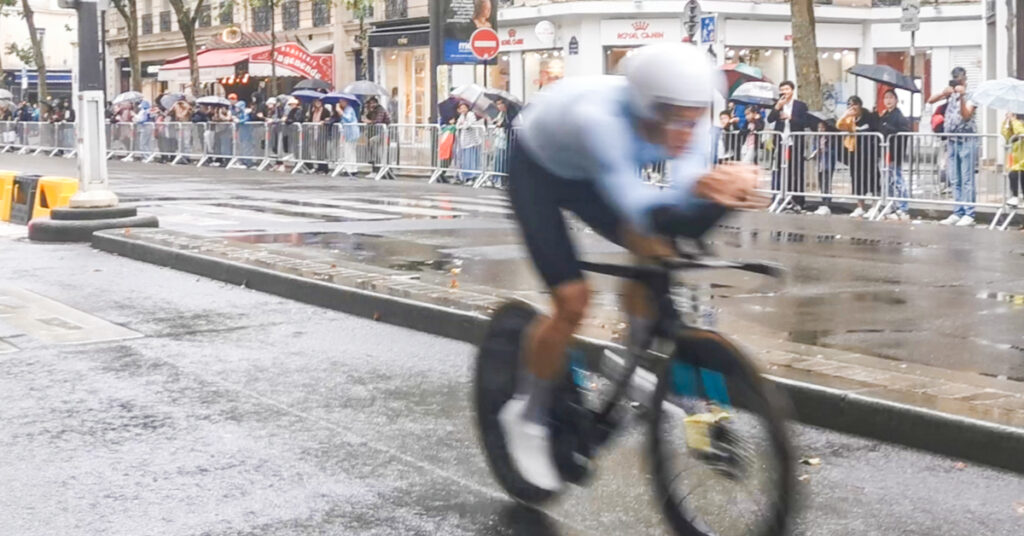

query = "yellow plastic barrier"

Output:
[[0, 170, 16, 222], [32, 176, 79, 220]]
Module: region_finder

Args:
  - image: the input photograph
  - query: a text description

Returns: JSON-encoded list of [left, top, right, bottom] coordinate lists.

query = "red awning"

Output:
[[159, 46, 269, 71]]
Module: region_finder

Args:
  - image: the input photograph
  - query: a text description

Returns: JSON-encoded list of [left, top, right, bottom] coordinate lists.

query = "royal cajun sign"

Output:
[[249, 44, 334, 81], [600, 19, 682, 46]]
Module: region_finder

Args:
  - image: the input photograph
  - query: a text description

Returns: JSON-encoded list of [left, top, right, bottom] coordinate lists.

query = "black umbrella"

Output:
[[294, 79, 332, 93], [846, 64, 920, 93]]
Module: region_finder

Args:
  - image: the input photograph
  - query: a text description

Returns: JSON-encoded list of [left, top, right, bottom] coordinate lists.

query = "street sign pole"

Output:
[[900, 0, 921, 119], [67, 0, 118, 209]]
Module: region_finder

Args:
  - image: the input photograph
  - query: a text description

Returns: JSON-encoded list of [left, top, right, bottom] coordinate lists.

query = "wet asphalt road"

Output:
[[3, 154, 1022, 381], [1, 235, 1023, 535]]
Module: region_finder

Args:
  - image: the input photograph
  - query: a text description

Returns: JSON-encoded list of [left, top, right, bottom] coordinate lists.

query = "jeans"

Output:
[[459, 145, 480, 182], [888, 164, 909, 212], [947, 138, 978, 218]]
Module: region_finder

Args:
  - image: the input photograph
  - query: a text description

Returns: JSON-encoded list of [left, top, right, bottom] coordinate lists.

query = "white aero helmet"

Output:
[[623, 42, 723, 120]]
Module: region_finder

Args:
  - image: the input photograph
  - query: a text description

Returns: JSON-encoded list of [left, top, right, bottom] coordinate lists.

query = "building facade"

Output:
[[496, 0, 985, 119], [0, 0, 78, 103], [105, 0, 350, 101]]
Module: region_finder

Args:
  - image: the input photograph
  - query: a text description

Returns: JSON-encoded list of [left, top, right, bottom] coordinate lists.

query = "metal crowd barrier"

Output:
[[6, 120, 1022, 230], [776, 131, 886, 216]]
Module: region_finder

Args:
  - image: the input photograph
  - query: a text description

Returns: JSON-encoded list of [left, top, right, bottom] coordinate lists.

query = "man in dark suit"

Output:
[[767, 80, 812, 211]]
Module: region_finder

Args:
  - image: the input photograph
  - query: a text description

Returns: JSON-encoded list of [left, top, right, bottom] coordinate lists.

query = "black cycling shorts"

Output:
[[508, 140, 728, 289]]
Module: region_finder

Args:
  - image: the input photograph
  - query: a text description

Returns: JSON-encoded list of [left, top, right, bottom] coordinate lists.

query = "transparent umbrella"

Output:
[[970, 78, 1024, 113], [112, 91, 145, 105]]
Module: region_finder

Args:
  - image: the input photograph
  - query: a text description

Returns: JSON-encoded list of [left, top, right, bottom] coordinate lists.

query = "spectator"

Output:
[[768, 80, 812, 212], [714, 110, 739, 163], [491, 98, 512, 182], [739, 106, 764, 164], [306, 99, 330, 172], [837, 96, 881, 218], [257, 97, 282, 162], [332, 99, 359, 176], [878, 88, 912, 221], [455, 102, 484, 184], [927, 66, 978, 226], [210, 105, 233, 166], [363, 96, 391, 177], [809, 118, 840, 215], [251, 81, 267, 113], [1001, 112, 1024, 208], [388, 87, 399, 123]]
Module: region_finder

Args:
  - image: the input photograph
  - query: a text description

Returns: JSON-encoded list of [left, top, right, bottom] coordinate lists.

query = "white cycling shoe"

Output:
[[498, 397, 564, 491]]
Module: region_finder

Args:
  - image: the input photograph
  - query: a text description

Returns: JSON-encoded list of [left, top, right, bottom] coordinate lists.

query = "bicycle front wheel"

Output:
[[649, 328, 795, 536]]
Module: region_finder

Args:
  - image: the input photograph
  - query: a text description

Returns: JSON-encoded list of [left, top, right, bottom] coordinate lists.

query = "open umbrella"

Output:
[[0, 88, 13, 101], [970, 78, 1024, 113], [294, 79, 332, 93], [321, 92, 361, 113], [846, 64, 919, 93], [290, 89, 325, 102], [196, 95, 232, 107], [342, 80, 389, 103], [482, 88, 523, 116], [159, 92, 186, 111], [450, 84, 501, 119], [437, 97, 460, 125], [721, 63, 767, 95], [729, 81, 778, 107], [113, 91, 145, 105]]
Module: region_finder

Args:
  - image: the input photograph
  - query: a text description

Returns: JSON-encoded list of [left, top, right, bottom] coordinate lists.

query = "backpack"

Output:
[[931, 103, 946, 134]]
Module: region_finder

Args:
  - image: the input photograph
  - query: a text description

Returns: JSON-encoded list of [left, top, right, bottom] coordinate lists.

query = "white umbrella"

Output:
[[196, 95, 232, 107], [112, 91, 145, 105], [730, 81, 779, 107], [970, 78, 1024, 113]]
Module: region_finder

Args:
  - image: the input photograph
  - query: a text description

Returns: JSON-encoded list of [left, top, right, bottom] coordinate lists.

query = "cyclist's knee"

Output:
[[551, 280, 590, 330]]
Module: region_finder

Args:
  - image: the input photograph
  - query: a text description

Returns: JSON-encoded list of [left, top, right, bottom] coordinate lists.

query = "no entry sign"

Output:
[[470, 28, 500, 61]]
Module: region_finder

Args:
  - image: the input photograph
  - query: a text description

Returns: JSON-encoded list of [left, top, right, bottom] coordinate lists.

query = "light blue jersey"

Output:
[[518, 76, 712, 231]]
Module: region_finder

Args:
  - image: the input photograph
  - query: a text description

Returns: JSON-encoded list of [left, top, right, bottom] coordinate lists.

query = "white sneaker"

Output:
[[1007, 196, 1020, 207], [939, 214, 961, 226], [814, 206, 831, 216], [498, 397, 563, 491], [120, 156, 133, 162], [849, 207, 866, 218], [886, 211, 910, 222], [955, 215, 976, 227]]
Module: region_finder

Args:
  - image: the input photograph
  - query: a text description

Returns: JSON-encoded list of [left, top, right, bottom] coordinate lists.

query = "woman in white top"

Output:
[[455, 102, 484, 184]]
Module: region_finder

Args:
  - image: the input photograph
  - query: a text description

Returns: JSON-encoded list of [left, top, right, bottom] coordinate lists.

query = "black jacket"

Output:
[[767, 98, 811, 133]]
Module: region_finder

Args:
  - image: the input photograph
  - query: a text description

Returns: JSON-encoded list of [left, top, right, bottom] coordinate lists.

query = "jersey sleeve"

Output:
[[578, 109, 671, 232]]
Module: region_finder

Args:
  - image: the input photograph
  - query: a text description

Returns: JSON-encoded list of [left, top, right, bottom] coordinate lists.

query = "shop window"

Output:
[[253, 4, 271, 32], [218, 2, 233, 26], [727, 48, 788, 89], [198, 4, 211, 28], [312, 0, 331, 27], [604, 46, 639, 74], [159, 10, 171, 33], [818, 49, 858, 114], [523, 50, 564, 102], [282, 0, 300, 31], [385, 0, 408, 20]]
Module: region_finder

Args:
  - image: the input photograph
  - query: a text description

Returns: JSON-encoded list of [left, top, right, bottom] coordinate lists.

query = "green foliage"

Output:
[[5, 42, 34, 67]]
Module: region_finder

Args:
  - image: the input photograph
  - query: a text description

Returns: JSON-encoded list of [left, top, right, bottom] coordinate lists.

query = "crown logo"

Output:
[[509, 29, 517, 38], [632, 20, 649, 31]]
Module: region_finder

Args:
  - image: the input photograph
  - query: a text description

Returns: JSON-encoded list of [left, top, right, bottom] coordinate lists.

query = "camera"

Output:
[[949, 79, 959, 88]]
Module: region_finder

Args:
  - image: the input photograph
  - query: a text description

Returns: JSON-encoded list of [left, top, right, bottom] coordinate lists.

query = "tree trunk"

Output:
[[270, 2, 277, 95], [359, 13, 368, 80], [1006, 0, 1016, 78], [789, 0, 822, 110], [170, 0, 204, 94], [21, 0, 47, 102], [113, 0, 142, 92]]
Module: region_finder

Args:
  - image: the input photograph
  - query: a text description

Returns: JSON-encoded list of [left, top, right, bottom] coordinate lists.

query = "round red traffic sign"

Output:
[[470, 28, 501, 61]]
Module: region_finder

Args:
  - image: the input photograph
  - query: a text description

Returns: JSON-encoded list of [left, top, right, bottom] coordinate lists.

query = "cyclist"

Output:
[[500, 43, 762, 491]]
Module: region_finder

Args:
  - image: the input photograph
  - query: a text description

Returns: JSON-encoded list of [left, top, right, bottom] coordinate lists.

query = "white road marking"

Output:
[[0, 286, 142, 345]]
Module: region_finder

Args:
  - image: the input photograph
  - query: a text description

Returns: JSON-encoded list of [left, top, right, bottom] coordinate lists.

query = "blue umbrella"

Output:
[[291, 89, 326, 102], [321, 92, 361, 113]]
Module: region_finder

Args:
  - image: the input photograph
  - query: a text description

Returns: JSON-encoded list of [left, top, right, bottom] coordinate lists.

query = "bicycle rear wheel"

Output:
[[473, 301, 558, 504], [649, 328, 795, 536]]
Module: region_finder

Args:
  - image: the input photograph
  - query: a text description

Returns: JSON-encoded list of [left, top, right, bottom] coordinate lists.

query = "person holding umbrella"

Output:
[[1002, 113, 1024, 208], [767, 81, 811, 212], [363, 96, 391, 177], [837, 96, 881, 218], [455, 101, 485, 184], [927, 66, 978, 226]]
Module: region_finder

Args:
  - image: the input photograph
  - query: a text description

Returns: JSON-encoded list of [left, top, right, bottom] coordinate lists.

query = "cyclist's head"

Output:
[[624, 43, 722, 157]]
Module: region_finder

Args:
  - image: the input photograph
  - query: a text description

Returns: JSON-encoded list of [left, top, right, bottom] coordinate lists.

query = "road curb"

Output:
[[91, 231, 1024, 475]]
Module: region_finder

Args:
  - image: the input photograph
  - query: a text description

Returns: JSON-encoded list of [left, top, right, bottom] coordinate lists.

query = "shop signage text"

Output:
[[600, 18, 681, 45], [501, 29, 524, 47], [249, 44, 333, 81]]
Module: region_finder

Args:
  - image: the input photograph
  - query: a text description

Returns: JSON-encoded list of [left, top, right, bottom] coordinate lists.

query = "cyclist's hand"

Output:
[[696, 162, 767, 209], [621, 227, 676, 259]]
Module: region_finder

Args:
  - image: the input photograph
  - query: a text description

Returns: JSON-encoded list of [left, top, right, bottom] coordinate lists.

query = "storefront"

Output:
[[487, 24, 562, 101], [600, 18, 682, 74], [369, 18, 431, 124]]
